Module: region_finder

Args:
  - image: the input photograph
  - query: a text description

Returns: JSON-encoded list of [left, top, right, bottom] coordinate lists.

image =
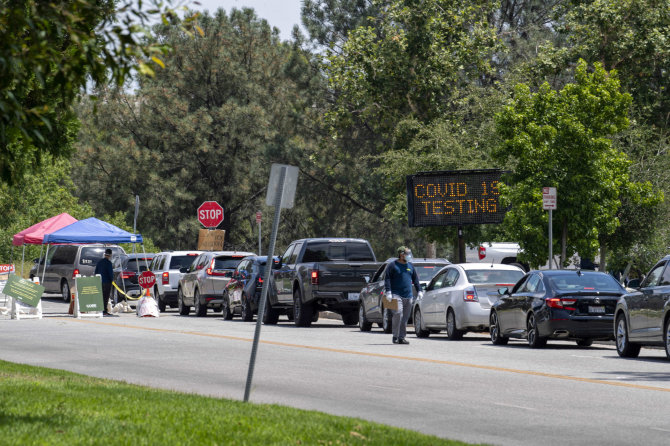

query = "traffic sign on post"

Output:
[[138, 271, 156, 289], [197, 201, 224, 228], [542, 187, 557, 210], [256, 211, 262, 224]]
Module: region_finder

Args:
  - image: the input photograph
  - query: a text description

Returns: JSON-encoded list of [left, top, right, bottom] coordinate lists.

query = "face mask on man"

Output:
[[404, 250, 414, 263]]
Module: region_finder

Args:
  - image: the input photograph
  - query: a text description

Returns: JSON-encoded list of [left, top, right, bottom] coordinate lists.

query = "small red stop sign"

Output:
[[197, 201, 224, 228], [138, 271, 156, 289]]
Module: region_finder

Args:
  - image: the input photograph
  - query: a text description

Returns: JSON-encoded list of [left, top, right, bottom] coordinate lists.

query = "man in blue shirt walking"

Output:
[[94, 248, 114, 316], [384, 246, 423, 344]]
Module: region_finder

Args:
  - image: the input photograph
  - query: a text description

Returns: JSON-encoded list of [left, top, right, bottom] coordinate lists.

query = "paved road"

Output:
[[1, 297, 669, 445]]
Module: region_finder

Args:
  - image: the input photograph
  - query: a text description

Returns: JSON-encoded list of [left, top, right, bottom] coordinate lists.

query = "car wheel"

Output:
[[446, 309, 464, 340], [241, 295, 253, 321], [665, 318, 670, 360], [293, 289, 313, 327], [341, 310, 358, 326], [489, 311, 508, 345], [414, 308, 430, 338], [358, 304, 372, 332], [262, 297, 280, 325], [576, 339, 593, 347], [194, 289, 207, 317], [527, 313, 547, 348], [177, 288, 190, 316], [155, 287, 166, 312], [616, 313, 640, 358], [221, 293, 233, 320], [61, 280, 71, 303], [382, 309, 393, 334]]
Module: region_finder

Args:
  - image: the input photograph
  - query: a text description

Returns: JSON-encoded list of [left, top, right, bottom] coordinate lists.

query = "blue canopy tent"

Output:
[[41, 218, 145, 287]]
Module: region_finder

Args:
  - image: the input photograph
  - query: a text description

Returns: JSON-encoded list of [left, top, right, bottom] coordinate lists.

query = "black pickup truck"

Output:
[[268, 238, 380, 327]]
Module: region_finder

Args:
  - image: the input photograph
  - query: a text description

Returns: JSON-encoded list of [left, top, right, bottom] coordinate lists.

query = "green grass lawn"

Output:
[[0, 360, 480, 445]]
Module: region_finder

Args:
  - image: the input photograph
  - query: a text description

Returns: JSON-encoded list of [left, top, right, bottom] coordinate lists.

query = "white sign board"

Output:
[[543, 187, 557, 210], [266, 164, 299, 209]]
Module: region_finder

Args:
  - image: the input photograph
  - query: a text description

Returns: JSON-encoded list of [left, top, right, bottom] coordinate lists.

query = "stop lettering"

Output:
[[138, 271, 156, 289]]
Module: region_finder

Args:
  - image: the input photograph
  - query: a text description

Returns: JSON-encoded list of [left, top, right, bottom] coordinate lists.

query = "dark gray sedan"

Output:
[[614, 255, 670, 359]]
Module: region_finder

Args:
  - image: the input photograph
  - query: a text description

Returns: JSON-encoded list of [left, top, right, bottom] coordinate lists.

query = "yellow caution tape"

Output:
[[112, 281, 152, 301]]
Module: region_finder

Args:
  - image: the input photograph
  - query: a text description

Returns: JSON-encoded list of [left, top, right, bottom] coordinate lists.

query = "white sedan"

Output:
[[413, 263, 525, 339]]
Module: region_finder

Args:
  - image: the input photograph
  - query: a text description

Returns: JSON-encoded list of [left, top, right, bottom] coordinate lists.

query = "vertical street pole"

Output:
[[244, 167, 286, 402], [548, 209, 553, 269], [258, 213, 262, 256]]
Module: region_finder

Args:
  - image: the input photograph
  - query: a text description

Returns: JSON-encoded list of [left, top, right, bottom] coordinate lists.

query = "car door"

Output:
[[431, 268, 460, 326], [629, 262, 665, 339], [228, 260, 247, 306], [276, 242, 302, 304], [496, 275, 527, 332], [362, 263, 386, 320], [514, 273, 545, 330], [644, 262, 670, 341], [423, 268, 450, 325], [182, 255, 204, 301]]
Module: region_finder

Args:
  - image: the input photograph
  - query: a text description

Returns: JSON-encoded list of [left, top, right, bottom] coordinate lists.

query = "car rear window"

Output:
[[465, 269, 525, 284], [302, 241, 375, 262], [79, 247, 123, 266], [169, 255, 199, 270], [213, 256, 245, 270], [547, 273, 623, 291], [125, 258, 153, 272], [415, 264, 446, 282]]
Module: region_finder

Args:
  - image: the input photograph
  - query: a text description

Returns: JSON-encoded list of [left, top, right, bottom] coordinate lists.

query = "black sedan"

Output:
[[112, 253, 155, 304], [489, 270, 626, 348], [614, 255, 670, 359], [222, 256, 285, 323], [358, 258, 450, 333]]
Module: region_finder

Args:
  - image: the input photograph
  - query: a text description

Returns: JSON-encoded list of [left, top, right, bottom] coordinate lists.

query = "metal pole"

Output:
[[244, 167, 285, 402], [548, 209, 553, 269], [258, 218, 262, 256]]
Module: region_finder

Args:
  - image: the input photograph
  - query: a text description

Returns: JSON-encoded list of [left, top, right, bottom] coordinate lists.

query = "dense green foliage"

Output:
[[0, 360, 470, 445], [1, 0, 668, 274]]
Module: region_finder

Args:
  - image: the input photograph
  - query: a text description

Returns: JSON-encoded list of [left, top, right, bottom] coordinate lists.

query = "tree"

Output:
[[494, 60, 661, 270], [0, 0, 197, 185], [73, 9, 324, 251]]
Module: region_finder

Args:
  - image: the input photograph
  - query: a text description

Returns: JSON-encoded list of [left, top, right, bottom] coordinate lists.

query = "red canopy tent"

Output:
[[13, 213, 77, 246], [12, 213, 78, 276]]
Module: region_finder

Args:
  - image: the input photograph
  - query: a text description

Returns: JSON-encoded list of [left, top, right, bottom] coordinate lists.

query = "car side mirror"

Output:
[[626, 279, 640, 289], [421, 283, 427, 290], [497, 287, 510, 296]]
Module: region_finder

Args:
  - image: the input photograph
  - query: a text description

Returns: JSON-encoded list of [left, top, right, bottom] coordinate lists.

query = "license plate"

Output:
[[348, 292, 359, 301], [588, 306, 605, 314]]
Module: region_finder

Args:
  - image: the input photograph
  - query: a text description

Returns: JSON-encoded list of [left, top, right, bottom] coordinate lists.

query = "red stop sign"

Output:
[[138, 271, 156, 289], [197, 201, 224, 228]]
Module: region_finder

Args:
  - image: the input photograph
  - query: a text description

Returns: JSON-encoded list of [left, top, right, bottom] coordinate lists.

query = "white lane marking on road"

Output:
[[570, 355, 605, 359], [369, 385, 402, 391], [493, 402, 534, 411], [650, 427, 670, 433]]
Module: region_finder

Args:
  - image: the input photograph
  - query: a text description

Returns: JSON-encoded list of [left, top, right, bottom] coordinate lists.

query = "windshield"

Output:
[[169, 255, 199, 270], [465, 269, 524, 285], [302, 241, 375, 262], [213, 257, 244, 270], [547, 273, 623, 291], [415, 264, 447, 282]]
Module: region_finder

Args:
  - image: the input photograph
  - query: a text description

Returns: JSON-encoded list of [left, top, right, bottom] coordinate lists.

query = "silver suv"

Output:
[[149, 251, 203, 312], [29, 244, 126, 302], [177, 250, 255, 316]]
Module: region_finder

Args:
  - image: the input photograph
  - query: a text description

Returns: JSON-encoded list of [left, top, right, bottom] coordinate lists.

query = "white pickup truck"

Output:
[[465, 242, 528, 271]]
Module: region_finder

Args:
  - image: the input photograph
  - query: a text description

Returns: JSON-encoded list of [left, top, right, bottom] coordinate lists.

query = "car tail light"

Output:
[[463, 288, 478, 302], [162, 272, 169, 285], [121, 270, 136, 279], [478, 245, 486, 260], [546, 297, 576, 311], [257, 277, 264, 287], [72, 269, 80, 278], [311, 269, 319, 285]]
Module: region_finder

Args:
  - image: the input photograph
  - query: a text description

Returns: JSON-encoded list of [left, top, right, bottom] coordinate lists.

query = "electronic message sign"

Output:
[[406, 169, 507, 227]]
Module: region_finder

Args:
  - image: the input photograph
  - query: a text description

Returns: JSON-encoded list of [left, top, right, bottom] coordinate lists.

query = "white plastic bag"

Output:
[[136, 295, 159, 318]]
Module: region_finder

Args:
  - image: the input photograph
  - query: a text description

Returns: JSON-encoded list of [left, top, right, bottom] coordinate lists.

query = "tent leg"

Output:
[[41, 245, 49, 286]]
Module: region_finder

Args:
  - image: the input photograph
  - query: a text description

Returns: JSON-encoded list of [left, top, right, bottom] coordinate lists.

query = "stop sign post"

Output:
[[198, 201, 224, 228], [138, 271, 156, 289]]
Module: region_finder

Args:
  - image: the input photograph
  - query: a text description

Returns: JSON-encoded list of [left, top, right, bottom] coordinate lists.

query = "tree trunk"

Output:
[[560, 217, 567, 267], [425, 240, 436, 258]]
